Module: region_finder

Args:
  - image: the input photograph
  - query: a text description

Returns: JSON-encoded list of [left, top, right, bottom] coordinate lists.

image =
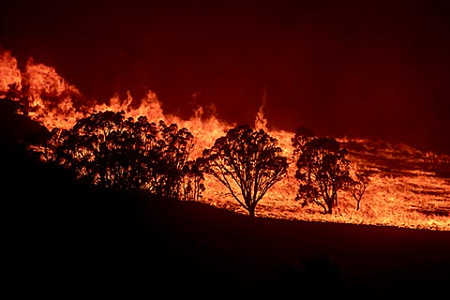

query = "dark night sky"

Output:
[[1, 0, 449, 153]]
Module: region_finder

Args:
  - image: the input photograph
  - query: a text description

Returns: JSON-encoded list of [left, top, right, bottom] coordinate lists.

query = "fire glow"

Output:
[[1, 50, 449, 231]]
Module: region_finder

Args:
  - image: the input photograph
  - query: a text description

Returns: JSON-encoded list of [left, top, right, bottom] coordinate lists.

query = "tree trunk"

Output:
[[248, 204, 256, 217], [326, 199, 333, 214]]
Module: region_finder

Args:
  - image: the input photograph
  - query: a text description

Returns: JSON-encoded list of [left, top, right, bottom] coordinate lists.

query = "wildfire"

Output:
[[0, 51, 21, 91], [1, 49, 449, 231]]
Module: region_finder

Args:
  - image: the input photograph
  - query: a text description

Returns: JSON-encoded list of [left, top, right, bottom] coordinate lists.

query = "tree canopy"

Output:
[[202, 124, 288, 217], [43, 110, 202, 200], [295, 137, 352, 214]]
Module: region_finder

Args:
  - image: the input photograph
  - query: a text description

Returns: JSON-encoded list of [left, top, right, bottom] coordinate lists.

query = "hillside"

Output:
[[3, 143, 450, 298], [1, 99, 450, 298], [200, 131, 450, 230]]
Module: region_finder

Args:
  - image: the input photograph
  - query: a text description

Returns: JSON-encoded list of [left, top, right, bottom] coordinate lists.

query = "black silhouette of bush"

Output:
[[202, 124, 288, 217], [42, 111, 202, 200]]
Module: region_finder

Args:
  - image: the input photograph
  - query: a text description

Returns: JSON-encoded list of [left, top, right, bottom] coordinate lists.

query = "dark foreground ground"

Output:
[[4, 149, 450, 299], [2, 102, 450, 299]]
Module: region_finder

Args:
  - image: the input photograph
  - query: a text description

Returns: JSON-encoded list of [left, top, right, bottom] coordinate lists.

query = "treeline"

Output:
[[36, 111, 204, 201], [31, 110, 369, 217]]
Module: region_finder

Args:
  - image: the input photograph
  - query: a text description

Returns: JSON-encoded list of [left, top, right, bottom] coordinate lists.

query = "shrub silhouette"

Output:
[[43, 111, 202, 200], [295, 137, 352, 214], [202, 124, 288, 217]]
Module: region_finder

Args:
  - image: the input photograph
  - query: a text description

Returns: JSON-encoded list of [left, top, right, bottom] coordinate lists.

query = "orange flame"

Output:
[[0, 50, 22, 91], [255, 87, 268, 131], [1, 49, 449, 231]]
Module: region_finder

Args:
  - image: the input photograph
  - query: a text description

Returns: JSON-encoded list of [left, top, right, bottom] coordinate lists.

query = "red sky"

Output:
[[1, 0, 449, 153]]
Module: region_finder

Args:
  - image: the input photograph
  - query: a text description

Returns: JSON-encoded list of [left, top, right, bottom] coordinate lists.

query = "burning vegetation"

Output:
[[1, 50, 449, 230]]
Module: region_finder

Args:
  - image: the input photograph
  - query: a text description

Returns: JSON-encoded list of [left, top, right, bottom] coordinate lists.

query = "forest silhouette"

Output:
[[23, 98, 369, 217]]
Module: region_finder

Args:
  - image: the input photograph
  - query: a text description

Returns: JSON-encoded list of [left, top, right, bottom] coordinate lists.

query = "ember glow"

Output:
[[1, 50, 449, 230]]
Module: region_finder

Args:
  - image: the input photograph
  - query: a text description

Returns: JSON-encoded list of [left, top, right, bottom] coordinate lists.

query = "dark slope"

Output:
[[4, 149, 450, 299], [135, 199, 450, 295], [2, 101, 450, 298]]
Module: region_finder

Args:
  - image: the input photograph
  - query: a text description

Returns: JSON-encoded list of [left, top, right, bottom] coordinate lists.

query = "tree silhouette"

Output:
[[181, 158, 205, 201], [295, 137, 352, 214], [202, 124, 288, 217], [45, 111, 202, 199], [156, 121, 195, 198], [291, 126, 315, 158], [51, 111, 153, 189], [350, 172, 370, 211]]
